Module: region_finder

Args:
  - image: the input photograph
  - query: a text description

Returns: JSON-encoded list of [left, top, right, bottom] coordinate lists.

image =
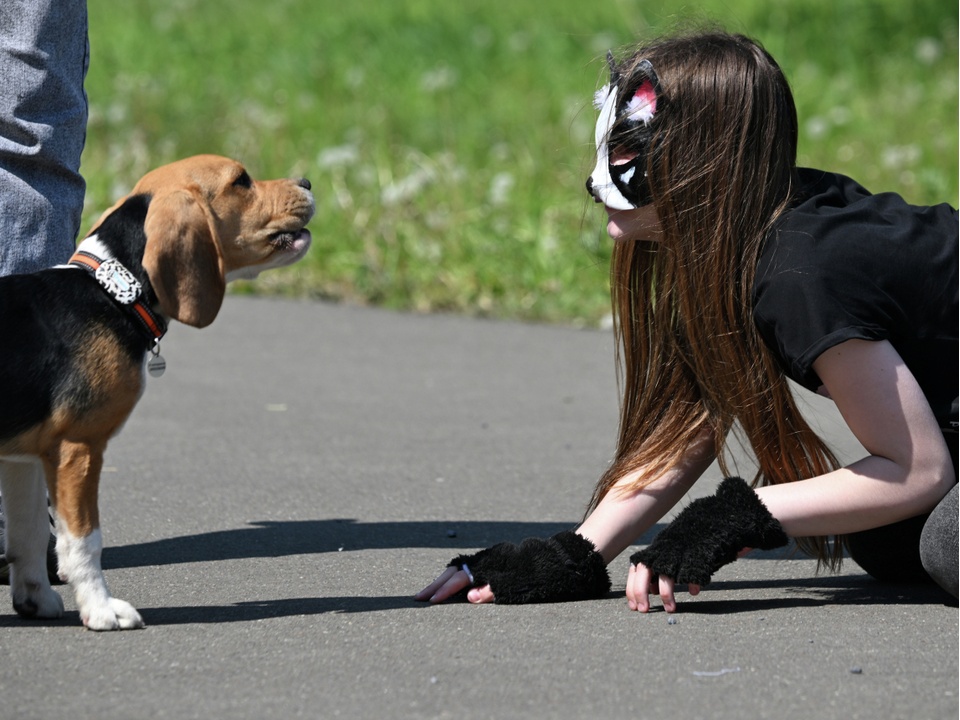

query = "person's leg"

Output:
[[0, 0, 89, 275], [919, 483, 959, 598], [846, 514, 932, 584]]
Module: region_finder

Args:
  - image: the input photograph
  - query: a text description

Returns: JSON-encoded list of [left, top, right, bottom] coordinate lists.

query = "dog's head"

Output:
[[93, 155, 315, 328]]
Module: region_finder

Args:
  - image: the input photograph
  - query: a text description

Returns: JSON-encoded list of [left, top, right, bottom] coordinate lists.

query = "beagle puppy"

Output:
[[0, 155, 314, 630]]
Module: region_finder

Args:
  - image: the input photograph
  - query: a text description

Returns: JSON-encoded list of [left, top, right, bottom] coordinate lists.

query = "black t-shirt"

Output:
[[752, 168, 958, 425]]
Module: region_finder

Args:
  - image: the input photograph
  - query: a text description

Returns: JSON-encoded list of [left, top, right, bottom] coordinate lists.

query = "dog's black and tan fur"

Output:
[[0, 155, 314, 630]]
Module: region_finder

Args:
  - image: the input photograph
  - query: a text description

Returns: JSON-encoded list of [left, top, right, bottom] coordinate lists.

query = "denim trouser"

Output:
[[0, 0, 89, 276]]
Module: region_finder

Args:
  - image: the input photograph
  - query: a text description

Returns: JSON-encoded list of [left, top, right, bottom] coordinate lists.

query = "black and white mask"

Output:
[[587, 57, 661, 210]]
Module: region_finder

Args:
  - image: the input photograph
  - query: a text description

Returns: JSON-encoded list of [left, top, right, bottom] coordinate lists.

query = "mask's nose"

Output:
[[585, 176, 602, 203]]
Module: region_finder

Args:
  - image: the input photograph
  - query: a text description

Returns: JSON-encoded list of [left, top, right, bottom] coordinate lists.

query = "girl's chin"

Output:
[[605, 206, 635, 237], [606, 216, 633, 241], [604, 205, 662, 243]]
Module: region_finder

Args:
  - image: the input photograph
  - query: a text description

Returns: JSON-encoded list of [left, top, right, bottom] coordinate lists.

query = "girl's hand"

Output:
[[626, 547, 751, 612], [416, 532, 609, 605], [625, 561, 700, 613], [414, 566, 495, 604]]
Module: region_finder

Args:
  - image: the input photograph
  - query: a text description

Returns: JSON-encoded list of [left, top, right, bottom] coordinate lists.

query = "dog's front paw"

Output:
[[12, 582, 65, 620], [82, 597, 145, 631]]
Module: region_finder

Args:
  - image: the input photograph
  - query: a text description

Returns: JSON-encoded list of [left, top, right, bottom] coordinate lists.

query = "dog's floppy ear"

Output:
[[142, 189, 226, 328]]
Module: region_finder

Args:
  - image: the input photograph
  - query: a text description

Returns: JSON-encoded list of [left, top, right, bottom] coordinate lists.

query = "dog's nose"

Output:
[[297, 178, 311, 191]]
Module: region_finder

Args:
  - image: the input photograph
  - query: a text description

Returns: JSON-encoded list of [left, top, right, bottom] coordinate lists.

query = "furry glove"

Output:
[[449, 531, 610, 604], [630, 476, 788, 586]]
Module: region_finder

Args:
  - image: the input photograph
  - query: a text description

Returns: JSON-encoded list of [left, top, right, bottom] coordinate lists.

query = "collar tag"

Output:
[[147, 342, 166, 378], [95, 259, 142, 305]]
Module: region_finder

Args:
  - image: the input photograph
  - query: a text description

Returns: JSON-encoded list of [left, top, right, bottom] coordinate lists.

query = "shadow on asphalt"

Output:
[[2, 575, 952, 629], [663, 575, 957, 614], [4, 529, 954, 628], [101, 519, 827, 571], [102, 520, 602, 569], [0, 596, 417, 628]]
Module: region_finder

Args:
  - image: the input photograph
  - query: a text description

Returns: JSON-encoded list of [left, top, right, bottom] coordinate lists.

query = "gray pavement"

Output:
[[1, 296, 957, 720]]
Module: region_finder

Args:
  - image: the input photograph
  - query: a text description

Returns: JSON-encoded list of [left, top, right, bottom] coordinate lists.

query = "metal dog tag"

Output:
[[147, 344, 166, 377], [147, 355, 166, 377]]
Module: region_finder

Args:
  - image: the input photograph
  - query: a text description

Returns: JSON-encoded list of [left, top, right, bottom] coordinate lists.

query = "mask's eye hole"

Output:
[[610, 147, 638, 166], [232, 170, 252, 189]]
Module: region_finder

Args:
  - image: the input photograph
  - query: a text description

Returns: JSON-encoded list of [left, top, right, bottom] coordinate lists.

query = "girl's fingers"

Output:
[[414, 566, 459, 602], [659, 574, 677, 613], [467, 585, 495, 604], [632, 562, 655, 613], [626, 563, 639, 610]]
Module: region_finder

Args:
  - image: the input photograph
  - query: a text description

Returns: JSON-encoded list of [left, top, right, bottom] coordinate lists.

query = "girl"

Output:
[[416, 30, 958, 611]]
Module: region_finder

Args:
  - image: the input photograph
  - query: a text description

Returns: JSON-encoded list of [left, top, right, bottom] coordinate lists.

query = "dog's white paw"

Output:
[[82, 597, 145, 631], [12, 582, 65, 620]]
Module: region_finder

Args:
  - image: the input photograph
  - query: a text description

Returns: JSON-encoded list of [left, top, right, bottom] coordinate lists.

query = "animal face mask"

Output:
[[587, 56, 661, 210]]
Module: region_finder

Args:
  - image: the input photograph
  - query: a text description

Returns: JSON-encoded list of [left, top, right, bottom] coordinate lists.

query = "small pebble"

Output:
[[446, 529, 457, 538], [850, 666, 863, 675], [667, 617, 677, 625]]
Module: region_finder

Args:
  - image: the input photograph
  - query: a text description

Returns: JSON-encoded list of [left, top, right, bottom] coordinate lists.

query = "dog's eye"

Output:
[[232, 171, 253, 189]]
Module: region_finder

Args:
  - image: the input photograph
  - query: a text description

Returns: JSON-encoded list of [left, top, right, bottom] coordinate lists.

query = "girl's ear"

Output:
[[142, 190, 225, 328]]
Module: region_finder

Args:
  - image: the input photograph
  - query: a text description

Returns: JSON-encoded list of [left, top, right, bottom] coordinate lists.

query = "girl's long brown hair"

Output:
[[587, 32, 843, 568]]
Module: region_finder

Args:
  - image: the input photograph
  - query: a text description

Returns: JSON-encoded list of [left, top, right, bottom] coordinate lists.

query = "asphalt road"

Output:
[[2, 297, 956, 720]]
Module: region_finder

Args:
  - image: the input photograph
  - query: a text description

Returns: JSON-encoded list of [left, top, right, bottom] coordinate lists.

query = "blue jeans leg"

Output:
[[0, 0, 89, 276]]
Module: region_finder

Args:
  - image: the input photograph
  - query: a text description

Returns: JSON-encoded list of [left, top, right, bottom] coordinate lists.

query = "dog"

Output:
[[0, 155, 314, 630]]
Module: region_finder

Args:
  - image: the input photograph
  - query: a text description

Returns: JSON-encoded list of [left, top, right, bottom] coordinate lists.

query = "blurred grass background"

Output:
[[83, 0, 958, 327]]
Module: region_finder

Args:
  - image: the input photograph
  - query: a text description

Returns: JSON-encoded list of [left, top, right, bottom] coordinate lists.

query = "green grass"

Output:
[[83, 0, 958, 326]]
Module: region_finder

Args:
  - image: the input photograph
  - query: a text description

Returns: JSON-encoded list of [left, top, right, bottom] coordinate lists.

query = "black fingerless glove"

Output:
[[630, 476, 788, 586], [449, 530, 611, 604]]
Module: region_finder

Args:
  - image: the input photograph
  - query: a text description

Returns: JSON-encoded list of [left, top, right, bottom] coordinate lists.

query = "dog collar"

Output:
[[68, 249, 168, 344]]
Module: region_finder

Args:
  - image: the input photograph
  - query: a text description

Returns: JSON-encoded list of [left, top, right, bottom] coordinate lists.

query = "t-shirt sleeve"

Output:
[[753, 169, 957, 396], [753, 239, 889, 391]]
